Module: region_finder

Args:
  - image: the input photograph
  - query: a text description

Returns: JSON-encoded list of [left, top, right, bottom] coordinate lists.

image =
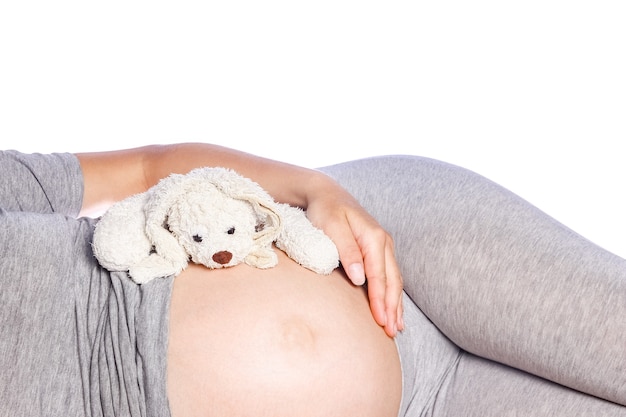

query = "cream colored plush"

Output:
[[92, 167, 339, 284]]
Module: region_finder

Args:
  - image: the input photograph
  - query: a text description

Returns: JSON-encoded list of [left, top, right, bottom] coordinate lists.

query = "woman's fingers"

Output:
[[384, 241, 404, 334], [305, 183, 404, 337], [358, 227, 404, 337], [328, 206, 404, 337]]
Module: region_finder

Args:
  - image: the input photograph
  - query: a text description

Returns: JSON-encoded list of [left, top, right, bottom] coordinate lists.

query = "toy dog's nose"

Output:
[[212, 251, 233, 265]]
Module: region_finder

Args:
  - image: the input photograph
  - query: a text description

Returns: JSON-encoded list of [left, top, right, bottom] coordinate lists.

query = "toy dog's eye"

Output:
[[193, 234, 203, 243], [227, 227, 235, 235]]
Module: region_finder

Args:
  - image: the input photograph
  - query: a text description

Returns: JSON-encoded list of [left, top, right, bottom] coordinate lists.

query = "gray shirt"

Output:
[[0, 151, 172, 417]]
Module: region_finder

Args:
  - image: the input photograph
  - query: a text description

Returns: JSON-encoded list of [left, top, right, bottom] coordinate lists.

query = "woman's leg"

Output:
[[436, 352, 626, 416], [391, 293, 625, 417], [320, 155, 626, 406], [394, 293, 462, 416]]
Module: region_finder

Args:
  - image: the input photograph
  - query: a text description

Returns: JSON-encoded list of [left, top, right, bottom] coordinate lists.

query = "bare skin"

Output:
[[167, 249, 402, 417]]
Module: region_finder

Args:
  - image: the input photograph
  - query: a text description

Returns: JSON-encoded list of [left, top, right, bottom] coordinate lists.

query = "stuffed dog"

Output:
[[92, 167, 339, 284]]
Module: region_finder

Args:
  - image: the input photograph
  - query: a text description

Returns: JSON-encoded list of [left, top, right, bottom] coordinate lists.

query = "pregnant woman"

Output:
[[1, 142, 624, 416]]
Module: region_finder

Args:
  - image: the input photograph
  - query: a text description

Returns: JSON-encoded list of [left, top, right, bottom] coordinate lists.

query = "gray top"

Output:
[[0, 151, 173, 417]]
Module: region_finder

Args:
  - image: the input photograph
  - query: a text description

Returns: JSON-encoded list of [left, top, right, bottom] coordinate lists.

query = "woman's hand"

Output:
[[304, 174, 404, 338]]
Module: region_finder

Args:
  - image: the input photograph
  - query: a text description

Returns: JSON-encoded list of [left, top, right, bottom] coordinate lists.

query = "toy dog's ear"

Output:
[[143, 173, 191, 265], [207, 166, 284, 248], [249, 198, 283, 248]]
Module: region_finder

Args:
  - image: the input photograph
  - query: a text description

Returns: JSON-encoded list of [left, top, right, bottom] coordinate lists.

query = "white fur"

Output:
[[92, 167, 339, 284]]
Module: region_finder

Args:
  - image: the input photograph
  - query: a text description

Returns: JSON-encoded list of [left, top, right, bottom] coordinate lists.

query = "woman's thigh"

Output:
[[321, 155, 626, 405], [434, 353, 626, 417]]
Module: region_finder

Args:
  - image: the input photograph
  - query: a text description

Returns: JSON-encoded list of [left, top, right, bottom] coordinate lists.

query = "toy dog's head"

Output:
[[166, 186, 268, 268], [145, 167, 283, 271]]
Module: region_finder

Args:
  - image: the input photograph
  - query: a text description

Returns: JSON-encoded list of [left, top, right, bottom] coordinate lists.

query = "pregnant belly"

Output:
[[167, 250, 402, 417]]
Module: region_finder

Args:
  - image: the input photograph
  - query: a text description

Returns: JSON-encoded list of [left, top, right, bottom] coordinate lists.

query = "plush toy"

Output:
[[92, 167, 340, 284]]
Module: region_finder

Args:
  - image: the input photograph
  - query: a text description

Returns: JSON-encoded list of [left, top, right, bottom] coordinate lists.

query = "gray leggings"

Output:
[[320, 156, 626, 416]]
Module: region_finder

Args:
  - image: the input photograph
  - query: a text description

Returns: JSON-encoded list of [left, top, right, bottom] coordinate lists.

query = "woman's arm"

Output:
[[77, 143, 317, 215], [76, 143, 403, 336]]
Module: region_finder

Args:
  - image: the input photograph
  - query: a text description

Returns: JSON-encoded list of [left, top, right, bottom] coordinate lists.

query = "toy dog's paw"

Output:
[[306, 239, 339, 275], [128, 254, 188, 284], [152, 236, 189, 266], [281, 230, 339, 275], [244, 247, 279, 269], [128, 267, 158, 285], [275, 204, 339, 275]]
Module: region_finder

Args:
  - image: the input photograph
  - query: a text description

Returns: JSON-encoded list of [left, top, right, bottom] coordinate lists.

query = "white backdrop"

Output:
[[1, 1, 625, 257]]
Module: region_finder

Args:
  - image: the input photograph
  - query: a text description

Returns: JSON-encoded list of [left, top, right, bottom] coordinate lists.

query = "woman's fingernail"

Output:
[[348, 263, 366, 285]]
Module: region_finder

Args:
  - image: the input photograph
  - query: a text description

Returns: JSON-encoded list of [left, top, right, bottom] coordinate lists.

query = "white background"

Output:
[[1, 1, 625, 257]]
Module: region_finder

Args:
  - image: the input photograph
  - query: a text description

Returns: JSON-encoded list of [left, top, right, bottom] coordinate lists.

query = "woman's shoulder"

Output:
[[0, 150, 83, 215]]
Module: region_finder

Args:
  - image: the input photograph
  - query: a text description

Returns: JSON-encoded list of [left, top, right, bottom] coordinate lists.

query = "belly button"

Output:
[[279, 317, 317, 353]]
